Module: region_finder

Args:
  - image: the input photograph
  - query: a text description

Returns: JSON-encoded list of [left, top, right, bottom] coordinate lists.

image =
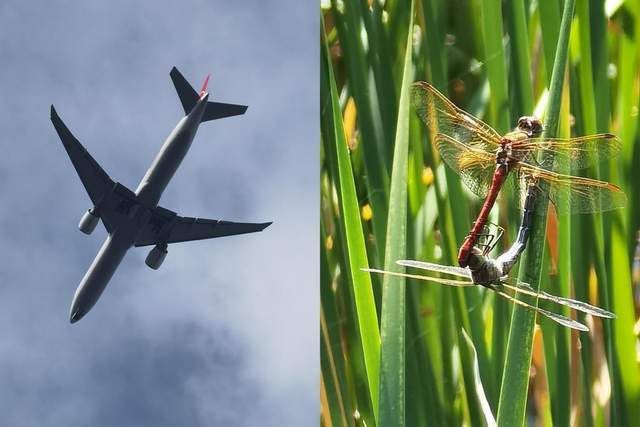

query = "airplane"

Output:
[[51, 67, 272, 324]]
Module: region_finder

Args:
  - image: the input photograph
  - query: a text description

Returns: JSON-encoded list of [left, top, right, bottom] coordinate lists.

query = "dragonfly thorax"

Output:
[[494, 144, 512, 167], [467, 247, 503, 286]]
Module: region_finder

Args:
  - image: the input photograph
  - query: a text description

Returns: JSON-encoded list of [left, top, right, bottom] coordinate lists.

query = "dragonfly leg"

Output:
[[475, 222, 504, 255]]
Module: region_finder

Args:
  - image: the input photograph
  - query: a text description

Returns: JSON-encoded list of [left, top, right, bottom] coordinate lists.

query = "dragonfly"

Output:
[[363, 182, 615, 331], [363, 248, 616, 332], [411, 82, 626, 268], [470, 183, 538, 280]]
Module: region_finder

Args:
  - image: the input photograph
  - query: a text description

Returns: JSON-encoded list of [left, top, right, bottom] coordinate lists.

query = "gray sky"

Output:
[[0, 1, 317, 426]]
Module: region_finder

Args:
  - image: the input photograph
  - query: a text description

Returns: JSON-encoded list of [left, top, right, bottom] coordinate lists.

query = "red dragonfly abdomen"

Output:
[[458, 164, 510, 267]]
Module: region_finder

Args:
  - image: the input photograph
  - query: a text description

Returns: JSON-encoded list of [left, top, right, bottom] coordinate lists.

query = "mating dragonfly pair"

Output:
[[365, 83, 625, 331]]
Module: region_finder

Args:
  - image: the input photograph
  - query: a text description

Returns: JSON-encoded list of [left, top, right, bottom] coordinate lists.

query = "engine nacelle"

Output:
[[78, 208, 99, 235], [145, 243, 168, 270]]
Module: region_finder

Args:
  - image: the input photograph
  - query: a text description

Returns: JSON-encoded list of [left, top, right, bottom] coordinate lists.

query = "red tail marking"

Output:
[[199, 74, 211, 97], [457, 165, 509, 267]]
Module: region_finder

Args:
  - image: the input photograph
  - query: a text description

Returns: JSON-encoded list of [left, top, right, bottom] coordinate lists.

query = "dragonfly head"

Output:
[[517, 116, 543, 137]]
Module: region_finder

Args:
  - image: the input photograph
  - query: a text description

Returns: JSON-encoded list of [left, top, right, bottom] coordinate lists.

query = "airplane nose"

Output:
[[69, 308, 83, 324]]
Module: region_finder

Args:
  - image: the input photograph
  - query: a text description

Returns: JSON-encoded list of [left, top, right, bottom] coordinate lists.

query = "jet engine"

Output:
[[145, 243, 168, 270], [78, 208, 99, 235]]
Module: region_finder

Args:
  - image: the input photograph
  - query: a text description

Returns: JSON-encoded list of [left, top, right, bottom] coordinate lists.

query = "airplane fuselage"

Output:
[[136, 94, 207, 208], [69, 94, 209, 323]]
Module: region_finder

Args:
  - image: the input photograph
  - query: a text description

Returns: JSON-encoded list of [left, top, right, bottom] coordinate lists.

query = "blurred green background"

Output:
[[320, 0, 640, 425]]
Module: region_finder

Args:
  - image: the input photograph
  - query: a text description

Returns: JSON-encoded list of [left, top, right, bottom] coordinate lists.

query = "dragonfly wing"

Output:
[[396, 259, 472, 278], [362, 268, 474, 287], [517, 163, 627, 213], [537, 289, 617, 318], [494, 289, 589, 331], [499, 278, 616, 318], [512, 134, 621, 171], [535, 307, 590, 331], [435, 134, 495, 198], [411, 82, 502, 151]]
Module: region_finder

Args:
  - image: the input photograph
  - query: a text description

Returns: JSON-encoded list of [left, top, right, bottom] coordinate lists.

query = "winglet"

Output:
[[259, 221, 273, 231]]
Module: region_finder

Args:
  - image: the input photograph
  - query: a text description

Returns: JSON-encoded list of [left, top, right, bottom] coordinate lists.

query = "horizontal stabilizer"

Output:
[[202, 101, 248, 121], [170, 66, 247, 120]]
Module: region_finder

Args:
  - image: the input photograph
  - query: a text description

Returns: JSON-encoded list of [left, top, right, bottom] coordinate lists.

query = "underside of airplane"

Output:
[[50, 67, 271, 323], [51, 104, 271, 269]]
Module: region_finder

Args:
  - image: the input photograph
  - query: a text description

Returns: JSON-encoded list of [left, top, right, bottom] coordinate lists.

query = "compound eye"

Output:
[[517, 116, 534, 132]]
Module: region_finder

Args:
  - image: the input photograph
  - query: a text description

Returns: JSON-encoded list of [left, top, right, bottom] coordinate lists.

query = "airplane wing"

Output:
[[51, 105, 137, 233], [134, 205, 272, 247], [51, 106, 114, 206]]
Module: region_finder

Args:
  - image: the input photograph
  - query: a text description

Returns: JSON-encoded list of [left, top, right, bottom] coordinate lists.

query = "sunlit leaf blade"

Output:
[[321, 17, 381, 421], [378, 4, 413, 424], [461, 329, 497, 427], [497, 1, 576, 425], [330, 0, 390, 257]]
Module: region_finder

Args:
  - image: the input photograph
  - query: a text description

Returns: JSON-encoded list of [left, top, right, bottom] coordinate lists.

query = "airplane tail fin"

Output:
[[170, 66, 247, 122]]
